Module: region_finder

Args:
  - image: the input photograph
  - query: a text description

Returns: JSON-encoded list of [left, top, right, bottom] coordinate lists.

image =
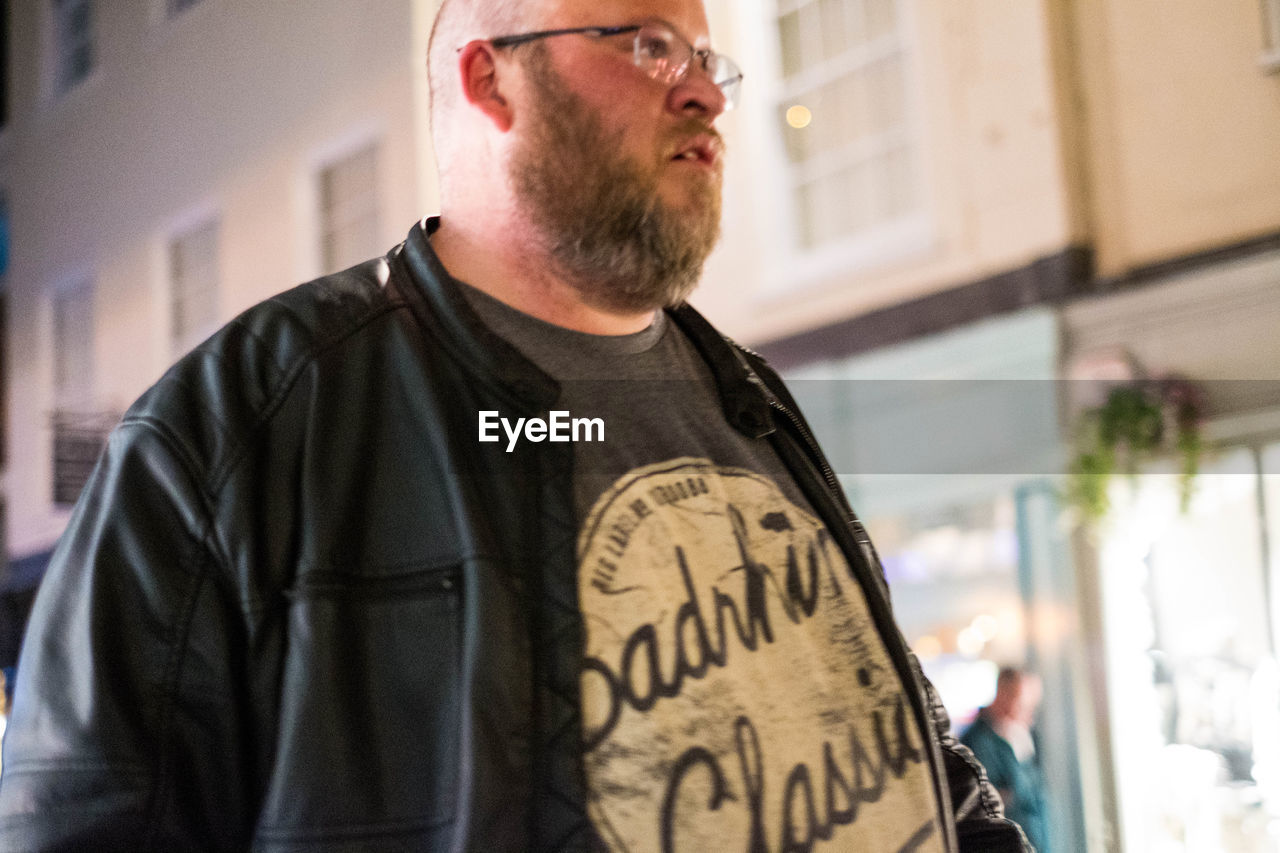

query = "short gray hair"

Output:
[[427, 0, 533, 155]]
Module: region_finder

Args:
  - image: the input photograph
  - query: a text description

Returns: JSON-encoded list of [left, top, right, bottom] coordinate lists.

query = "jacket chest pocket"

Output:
[[256, 567, 462, 843]]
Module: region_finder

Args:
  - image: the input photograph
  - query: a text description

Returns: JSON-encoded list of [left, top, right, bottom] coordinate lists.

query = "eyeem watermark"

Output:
[[479, 410, 605, 452]]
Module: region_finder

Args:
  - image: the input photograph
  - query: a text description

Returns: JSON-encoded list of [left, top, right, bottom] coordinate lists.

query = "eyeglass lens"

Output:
[[631, 23, 742, 108]]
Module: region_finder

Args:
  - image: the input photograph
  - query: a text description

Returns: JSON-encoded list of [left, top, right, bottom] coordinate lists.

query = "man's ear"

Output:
[[457, 40, 515, 132]]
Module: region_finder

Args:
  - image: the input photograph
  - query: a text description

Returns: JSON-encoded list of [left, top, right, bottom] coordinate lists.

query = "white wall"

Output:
[[1, 0, 437, 557]]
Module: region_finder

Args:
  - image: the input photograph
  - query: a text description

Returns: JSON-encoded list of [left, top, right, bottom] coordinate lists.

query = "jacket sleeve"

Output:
[[0, 418, 255, 852], [912, 654, 1035, 852]]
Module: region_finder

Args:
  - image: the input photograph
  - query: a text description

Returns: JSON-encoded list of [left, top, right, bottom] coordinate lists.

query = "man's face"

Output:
[[505, 0, 727, 313]]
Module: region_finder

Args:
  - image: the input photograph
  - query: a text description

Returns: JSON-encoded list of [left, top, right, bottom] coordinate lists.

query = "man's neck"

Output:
[[429, 215, 657, 336]]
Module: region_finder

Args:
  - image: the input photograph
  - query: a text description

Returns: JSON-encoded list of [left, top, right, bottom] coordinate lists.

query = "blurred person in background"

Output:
[[0, 0, 1028, 850], [961, 667, 1049, 851]]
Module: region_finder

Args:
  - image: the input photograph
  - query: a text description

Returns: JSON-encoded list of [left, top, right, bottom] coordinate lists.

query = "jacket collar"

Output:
[[667, 304, 776, 439], [395, 217, 774, 438], [395, 217, 560, 414]]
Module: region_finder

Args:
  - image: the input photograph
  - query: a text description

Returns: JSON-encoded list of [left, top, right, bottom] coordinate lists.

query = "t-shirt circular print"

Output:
[[578, 458, 944, 852]]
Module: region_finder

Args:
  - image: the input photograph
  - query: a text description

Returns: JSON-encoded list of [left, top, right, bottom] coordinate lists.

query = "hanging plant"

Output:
[[1066, 378, 1205, 522]]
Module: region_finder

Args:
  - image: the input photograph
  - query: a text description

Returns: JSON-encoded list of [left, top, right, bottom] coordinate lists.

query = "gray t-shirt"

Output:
[[460, 282, 812, 520], [460, 282, 944, 853]]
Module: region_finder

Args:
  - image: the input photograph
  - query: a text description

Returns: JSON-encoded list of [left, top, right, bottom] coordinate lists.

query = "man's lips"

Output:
[[670, 133, 724, 169]]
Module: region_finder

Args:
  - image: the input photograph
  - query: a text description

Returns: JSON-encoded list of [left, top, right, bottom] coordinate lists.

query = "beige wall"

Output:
[[700, 0, 1280, 341], [1072, 0, 1280, 276], [2, 0, 436, 557], [697, 0, 1077, 344]]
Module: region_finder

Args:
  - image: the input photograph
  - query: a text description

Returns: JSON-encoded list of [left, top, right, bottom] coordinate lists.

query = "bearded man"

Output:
[[0, 0, 1029, 850]]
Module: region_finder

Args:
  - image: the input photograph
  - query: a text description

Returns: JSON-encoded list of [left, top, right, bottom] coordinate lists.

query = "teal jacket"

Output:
[[961, 712, 1049, 852]]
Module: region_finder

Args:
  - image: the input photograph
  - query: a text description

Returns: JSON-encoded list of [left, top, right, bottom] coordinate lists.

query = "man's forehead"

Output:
[[542, 0, 713, 44]]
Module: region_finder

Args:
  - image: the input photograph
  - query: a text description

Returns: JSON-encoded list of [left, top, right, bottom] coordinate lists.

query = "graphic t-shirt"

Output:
[[461, 284, 946, 853]]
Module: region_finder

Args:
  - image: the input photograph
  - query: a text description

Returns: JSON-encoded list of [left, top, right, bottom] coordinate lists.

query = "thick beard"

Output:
[[510, 48, 723, 314]]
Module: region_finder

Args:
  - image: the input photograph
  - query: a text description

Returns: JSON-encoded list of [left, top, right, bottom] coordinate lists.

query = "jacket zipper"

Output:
[[767, 399, 845, 512], [732, 340, 847, 515]]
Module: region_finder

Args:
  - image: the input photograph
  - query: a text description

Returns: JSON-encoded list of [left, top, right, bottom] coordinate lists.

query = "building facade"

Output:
[[1, 0, 436, 568], [2, 0, 1280, 850]]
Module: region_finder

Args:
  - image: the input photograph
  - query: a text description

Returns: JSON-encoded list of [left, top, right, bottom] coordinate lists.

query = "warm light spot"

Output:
[[915, 635, 942, 660], [786, 105, 812, 129], [957, 626, 986, 657], [973, 613, 999, 641]]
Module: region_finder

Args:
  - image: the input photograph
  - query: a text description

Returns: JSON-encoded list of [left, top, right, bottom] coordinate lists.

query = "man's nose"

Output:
[[667, 62, 728, 121]]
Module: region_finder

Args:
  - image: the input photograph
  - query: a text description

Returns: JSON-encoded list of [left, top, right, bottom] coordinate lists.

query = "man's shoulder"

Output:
[[174, 254, 397, 381], [238, 254, 402, 360], [121, 254, 406, 466]]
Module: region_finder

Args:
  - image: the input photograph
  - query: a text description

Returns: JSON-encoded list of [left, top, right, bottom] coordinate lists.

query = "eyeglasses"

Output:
[[489, 19, 744, 110]]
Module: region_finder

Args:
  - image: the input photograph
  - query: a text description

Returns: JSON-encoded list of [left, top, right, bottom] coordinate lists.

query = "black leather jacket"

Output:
[[0, 221, 1029, 852]]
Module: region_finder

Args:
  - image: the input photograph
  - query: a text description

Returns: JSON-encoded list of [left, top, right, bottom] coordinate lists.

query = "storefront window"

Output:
[[864, 492, 1026, 726], [865, 485, 1087, 852], [1101, 447, 1280, 851]]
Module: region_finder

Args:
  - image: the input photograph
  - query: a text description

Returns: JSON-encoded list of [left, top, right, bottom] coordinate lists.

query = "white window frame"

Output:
[[168, 215, 221, 357], [742, 0, 933, 295]]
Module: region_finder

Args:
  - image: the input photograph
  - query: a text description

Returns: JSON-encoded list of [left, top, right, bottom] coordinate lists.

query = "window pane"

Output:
[[53, 285, 93, 406], [774, 0, 920, 254], [320, 143, 381, 274], [777, 1, 824, 78], [807, 80, 838, 158], [797, 1, 822, 75], [818, 0, 850, 62], [867, 54, 906, 137], [844, 0, 869, 47], [778, 10, 803, 78], [779, 102, 811, 163], [170, 219, 220, 355], [865, 0, 897, 41], [833, 71, 865, 148]]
